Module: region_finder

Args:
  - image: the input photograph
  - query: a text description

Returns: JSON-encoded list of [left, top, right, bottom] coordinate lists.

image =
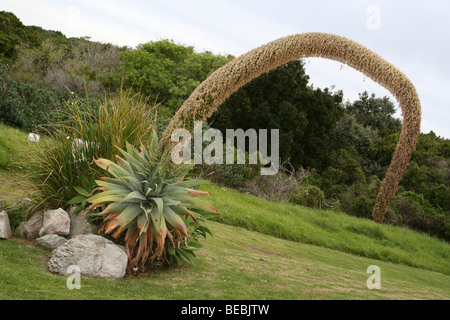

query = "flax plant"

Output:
[[28, 90, 157, 208]]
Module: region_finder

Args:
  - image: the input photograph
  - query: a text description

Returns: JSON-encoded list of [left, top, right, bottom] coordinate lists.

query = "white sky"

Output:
[[2, 0, 449, 138]]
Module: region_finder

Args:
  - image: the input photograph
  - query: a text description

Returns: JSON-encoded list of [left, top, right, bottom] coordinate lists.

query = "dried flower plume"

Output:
[[162, 33, 421, 222]]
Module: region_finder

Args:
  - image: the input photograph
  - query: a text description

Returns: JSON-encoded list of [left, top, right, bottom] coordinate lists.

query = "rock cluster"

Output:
[[1, 200, 128, 279]]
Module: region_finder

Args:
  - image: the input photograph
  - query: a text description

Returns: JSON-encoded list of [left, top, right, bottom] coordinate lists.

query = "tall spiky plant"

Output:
[[84, 132, 218, 273], [28, 90, 157, 208]]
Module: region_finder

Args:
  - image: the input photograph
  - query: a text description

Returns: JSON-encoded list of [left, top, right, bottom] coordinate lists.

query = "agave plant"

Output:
[[84, 131, 218, 272]]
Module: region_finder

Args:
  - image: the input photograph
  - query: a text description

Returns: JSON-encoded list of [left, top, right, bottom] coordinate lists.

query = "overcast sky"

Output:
[[2, 0, 449, 138]]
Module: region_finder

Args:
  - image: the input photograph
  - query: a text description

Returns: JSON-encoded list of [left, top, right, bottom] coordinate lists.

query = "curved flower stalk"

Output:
[[85, 131, 219, 272], [162, 32, 421, 222]]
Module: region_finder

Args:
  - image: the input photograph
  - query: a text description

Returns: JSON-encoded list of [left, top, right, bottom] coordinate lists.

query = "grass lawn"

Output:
[[0, 220, 449, 300], [0, 123, 449, 300], [203, 184, 450, 276]]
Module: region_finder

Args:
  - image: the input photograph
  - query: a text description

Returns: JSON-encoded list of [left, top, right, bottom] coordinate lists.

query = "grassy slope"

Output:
[[0, 124, 449, 299], [0, 221, 449, 300], [0, 124, 39, 203], [203, 184, 450, 276]]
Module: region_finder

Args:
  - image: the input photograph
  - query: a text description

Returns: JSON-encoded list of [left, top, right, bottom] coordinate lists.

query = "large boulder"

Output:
[[0, 211, 12, 239], [35, 234, 67, 251], [16, 212, 44, 239], [39, 208, 70, 236], [48, 234, 128, 279]]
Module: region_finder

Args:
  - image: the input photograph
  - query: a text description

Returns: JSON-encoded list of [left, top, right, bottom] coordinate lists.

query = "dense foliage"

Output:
[[0, 64, 69, 132], [211, 60, 344, 170], [28, 91, 157, 207], [211, 62, 449, 239], [0, 11, 40, 64], [117, 39, 234, 114]]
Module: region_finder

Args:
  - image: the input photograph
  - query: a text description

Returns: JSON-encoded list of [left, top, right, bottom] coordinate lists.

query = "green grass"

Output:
[[0, 123, 30, 169], [0, 123, 40, 204], [202, 184, 450, 276], [0, 123, 449, 299], [0, 221, 449, 300]]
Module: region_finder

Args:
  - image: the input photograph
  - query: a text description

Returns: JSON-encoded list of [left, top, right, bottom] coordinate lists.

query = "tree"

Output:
[[0, 11, 41, 64], [346, 91, 402, 135], [210, 60, 344, 170], [117, 40, 233, 113]]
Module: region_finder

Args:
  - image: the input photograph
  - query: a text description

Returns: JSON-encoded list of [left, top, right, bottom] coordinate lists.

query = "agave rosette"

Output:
[[85, 131, 218, 271]]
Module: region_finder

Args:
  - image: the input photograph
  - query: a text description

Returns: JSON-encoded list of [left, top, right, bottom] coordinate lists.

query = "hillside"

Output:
[[1, 220, 449, 300], [3, 10, 447, 241], [0, 11, 449, 301], [203, 184, 450, 275]]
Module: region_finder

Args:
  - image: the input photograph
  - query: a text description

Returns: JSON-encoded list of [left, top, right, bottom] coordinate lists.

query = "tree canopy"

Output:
[[210, 60, 344, 170], [118, 39, 234, 113]]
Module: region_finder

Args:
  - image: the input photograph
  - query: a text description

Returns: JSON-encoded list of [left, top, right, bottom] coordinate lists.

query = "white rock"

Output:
[[39, 208, 70, 236], [17, 212, 44, 239], [48, 234, 128, 279], [35, 234, 67, 250], [0, 211, 12, 239]]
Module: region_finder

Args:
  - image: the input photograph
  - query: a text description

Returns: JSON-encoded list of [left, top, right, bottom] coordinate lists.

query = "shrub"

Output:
[[0, 64, 69, 132], [386, 191, 448, 239], [242, 173, 297, 203], [290, 184, 326, 209], [338, 180, 379, 218], [28, 90, 157, 208], [201, 162, 261, 189], [341, 194, 376, 218], [191, 122, 263, 188]]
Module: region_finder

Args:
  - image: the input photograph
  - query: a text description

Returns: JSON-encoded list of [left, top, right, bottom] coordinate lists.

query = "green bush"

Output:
[[201, 163, 259, 188], [28, 90, 157, 208], [401, 160, 449, 213], [290, 184, 326, 209], [0, 11, 41, 63], [193, 123, 262, 188], [0, 64, 69, 132], [340, 193, 376, 218], [387, 191, 448, 240], [118, 39, 233, 113]]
